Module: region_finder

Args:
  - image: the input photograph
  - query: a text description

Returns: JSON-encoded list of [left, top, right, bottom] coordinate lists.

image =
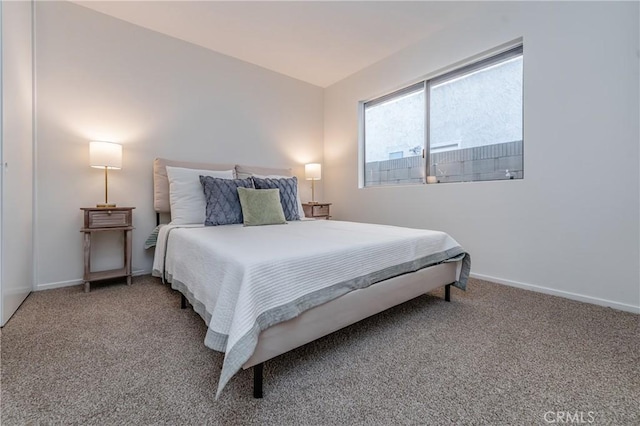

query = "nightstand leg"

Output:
[[83, 232, 91, 293], [125, 229, 132, 285]]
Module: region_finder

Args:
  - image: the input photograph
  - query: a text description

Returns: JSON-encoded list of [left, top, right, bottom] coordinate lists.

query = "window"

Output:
[[362, 45, 523, 187]]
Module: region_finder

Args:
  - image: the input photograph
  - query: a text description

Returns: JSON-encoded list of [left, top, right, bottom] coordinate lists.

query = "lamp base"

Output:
[[96, 203, 117, 208], [306, 201, 319, 205]]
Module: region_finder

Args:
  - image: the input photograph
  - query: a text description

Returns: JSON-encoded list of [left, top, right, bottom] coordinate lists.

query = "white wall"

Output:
[[1, 0, 34, 325], [324, 2, 640, 312], [35, 2, 324, 289]]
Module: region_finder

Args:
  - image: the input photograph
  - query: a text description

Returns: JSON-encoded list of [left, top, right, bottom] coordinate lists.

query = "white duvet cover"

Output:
[[152, 220, 469, 397]]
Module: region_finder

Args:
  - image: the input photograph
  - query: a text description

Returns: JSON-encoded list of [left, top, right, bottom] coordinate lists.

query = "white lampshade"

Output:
[[305, 163, 321, 181], [89, 141, 122, 169]]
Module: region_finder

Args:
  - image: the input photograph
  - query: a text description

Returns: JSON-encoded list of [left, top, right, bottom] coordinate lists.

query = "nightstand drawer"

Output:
[[302, 202, 332, 219], [312, 205, 330, 217], [87, 210, 131, 228]]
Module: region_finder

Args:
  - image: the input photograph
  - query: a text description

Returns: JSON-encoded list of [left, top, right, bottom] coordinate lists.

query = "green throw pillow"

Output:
[[237, 187, 287, 226]]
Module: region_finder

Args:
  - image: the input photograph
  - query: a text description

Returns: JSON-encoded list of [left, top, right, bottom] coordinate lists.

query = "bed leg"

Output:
[[253, 363, 264, 399], [445, 284, 451, 302], [181, 294, 187, 309]]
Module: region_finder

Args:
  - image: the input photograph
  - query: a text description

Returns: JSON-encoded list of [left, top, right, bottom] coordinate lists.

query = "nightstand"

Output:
[[80, 207, 134, 293], [302, 203, 331, 220]]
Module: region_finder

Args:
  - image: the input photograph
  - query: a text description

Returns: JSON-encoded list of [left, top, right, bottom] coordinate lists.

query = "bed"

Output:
[[151, 158, 471, 398]]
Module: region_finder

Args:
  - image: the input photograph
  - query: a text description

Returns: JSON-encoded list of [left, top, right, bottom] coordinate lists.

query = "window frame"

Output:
[[360, 43, 523, 188], [362, 81, 427, 187]]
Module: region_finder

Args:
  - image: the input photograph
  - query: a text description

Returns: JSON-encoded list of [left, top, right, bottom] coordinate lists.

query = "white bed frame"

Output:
[[153, 158, 459, 397]]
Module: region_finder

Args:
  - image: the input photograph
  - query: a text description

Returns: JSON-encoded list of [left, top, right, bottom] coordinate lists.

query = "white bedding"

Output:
[[152, 220, 469, 397]]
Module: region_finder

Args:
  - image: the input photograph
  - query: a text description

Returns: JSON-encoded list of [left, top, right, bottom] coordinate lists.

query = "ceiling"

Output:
[[74, 1, 481, 88]]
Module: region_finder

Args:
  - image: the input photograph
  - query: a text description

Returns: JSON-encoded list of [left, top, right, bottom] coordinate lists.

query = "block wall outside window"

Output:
[[365, 140, 522, 186]]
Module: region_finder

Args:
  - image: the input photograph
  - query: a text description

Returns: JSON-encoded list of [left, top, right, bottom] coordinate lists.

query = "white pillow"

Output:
[[252, 174, 305, 219], [166, 166, 234, 224]]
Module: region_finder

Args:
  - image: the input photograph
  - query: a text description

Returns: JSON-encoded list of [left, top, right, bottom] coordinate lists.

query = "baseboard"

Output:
[[36, 269, 151, 291], [36, 270, 639, 313], [470, 272, 640, 314]]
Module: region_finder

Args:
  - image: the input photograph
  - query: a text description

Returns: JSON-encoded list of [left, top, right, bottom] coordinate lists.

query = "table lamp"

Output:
[[89, 141, 122, 208], [305, 163, 321, 204]]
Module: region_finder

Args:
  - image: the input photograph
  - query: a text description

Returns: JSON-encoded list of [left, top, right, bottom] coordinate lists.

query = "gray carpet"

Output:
[[1, 276, 638, 425]]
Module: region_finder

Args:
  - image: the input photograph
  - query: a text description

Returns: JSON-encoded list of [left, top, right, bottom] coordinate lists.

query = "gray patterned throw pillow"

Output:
[[251, 177, 300, 221], [200, 176, 254, 226]]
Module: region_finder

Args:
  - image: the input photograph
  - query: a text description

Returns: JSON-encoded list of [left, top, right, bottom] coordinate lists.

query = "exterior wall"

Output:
[[365, 156, 424, 186], [365, 140, 523, 186], [431, 140, 523, 183]]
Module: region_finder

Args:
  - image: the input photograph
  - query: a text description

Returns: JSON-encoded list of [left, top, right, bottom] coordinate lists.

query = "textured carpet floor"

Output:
[[1, 276, 638, 425]]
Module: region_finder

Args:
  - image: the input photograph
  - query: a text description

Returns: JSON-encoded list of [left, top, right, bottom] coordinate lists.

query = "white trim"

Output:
[[34, 270, 640, 314], [36, 269, 150, 291], [0, 0, 4, 325], [31, 0, 37, 292], [357, 101, 365, 188], [470, 272, 640, 314]]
